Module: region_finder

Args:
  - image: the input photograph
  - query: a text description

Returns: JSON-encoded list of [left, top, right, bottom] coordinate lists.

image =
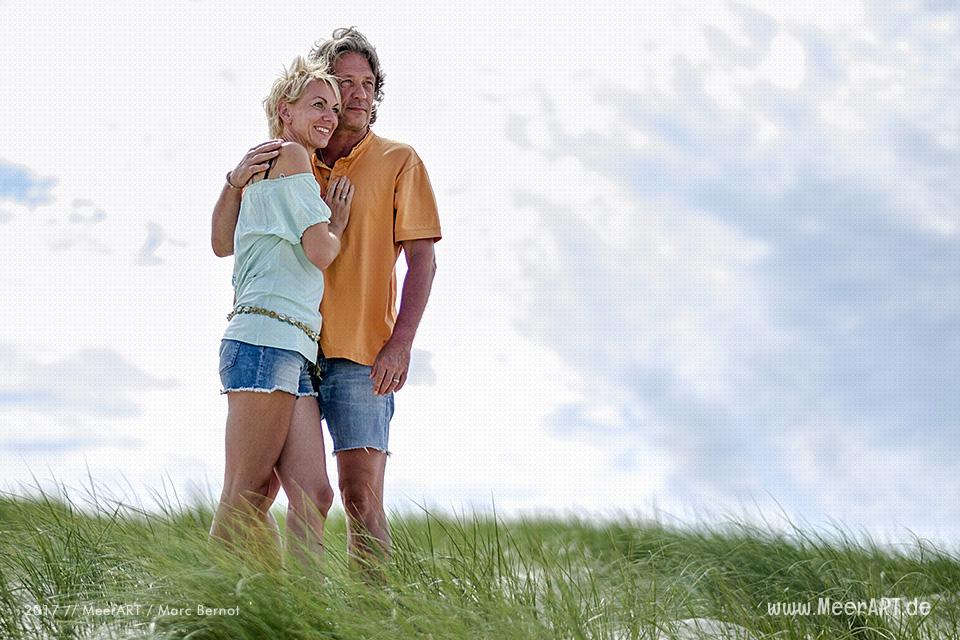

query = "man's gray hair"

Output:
[[309, 27, 386, 125]]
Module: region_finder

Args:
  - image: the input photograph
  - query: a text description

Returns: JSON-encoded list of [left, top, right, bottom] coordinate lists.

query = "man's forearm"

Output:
[[391, 246, 437, 345], [211, 184, 242, 257]]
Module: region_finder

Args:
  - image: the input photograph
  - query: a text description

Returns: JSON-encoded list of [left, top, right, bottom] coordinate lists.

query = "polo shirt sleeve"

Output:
[[394, 158, 442, 243], [270, 175, 331, 244]]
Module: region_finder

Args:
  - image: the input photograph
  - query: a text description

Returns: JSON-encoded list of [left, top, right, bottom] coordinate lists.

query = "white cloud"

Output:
[[460, 0, 960, 543], [778, 416, 960, 541], [0, 344, 175, 417]]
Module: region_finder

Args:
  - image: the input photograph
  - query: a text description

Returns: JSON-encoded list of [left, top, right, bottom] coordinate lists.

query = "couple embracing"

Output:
[[207, 27, 441, 575]]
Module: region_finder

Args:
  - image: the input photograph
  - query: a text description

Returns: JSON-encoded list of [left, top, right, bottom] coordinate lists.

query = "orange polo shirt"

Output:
[[311, 131, 442, 365]]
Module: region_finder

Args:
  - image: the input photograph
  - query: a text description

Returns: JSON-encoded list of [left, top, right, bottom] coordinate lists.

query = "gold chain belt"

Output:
[[227, 305, 320, 343]]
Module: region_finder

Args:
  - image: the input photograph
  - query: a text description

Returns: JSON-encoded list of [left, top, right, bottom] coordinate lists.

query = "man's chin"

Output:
[[345, 109, 370, 123], [341, 119, 370, 133]]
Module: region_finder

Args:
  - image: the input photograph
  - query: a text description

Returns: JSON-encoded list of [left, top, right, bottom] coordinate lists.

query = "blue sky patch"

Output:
[[0, 160, 56, 207]]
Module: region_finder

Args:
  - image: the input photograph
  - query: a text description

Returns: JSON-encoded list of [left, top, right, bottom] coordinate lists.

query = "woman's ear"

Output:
[[277, 101, 291, 126]]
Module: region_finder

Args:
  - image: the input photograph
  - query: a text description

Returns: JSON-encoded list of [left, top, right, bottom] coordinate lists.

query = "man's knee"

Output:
[[340, 483, 382, 522]]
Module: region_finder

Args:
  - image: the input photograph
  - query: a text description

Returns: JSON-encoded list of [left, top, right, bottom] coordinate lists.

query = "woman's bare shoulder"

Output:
[[273, 141, 313, 177]]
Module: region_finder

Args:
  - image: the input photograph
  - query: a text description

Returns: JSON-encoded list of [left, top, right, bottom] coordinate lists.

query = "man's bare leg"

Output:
[[336, 448, 389, 580], [275, 396, 334, 571]]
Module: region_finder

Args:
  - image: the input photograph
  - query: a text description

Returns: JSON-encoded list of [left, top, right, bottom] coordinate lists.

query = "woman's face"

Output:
[[281, 80, 339, 149]]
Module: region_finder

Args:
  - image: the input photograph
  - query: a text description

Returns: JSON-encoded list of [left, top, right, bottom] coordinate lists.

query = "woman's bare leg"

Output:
[[264, 468, 282, 548], [209, 390, 296, 562]]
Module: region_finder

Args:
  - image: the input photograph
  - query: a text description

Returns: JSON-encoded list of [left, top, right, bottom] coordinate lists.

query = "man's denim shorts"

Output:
[[315, 356, 393, 456], [219, 339, 317, 397]]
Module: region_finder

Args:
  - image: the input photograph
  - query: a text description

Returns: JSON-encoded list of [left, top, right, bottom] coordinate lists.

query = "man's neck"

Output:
[[319, 126, 370, 166]]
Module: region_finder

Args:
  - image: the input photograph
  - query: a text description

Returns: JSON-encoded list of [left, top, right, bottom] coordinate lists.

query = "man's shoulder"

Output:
[[368, 132, 423, 165]]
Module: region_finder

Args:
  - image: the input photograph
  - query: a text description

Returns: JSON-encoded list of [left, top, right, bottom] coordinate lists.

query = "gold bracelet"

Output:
[[225, 171, 244, 190]]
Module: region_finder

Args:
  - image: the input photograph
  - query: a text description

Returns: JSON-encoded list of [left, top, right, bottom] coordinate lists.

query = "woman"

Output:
[[209, 57, 353, 563]]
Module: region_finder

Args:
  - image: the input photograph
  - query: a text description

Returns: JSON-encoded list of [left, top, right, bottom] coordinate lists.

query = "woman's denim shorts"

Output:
[[219, 339, 317, 397]]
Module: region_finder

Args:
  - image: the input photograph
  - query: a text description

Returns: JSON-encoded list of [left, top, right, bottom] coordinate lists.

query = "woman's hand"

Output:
[[228, 140, 283, 187], [324, 176, 355, 238]]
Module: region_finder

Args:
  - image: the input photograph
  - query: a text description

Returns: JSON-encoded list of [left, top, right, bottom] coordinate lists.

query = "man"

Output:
[[211, 27, 441, 570]]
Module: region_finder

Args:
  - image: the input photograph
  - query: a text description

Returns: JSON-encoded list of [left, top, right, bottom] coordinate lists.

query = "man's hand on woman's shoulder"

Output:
[[229, 139, 283, 188]]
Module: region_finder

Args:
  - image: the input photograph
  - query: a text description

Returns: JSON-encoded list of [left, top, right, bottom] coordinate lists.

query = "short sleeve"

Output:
[[267, 175, 331, 244], [394, 158, 442, 243]]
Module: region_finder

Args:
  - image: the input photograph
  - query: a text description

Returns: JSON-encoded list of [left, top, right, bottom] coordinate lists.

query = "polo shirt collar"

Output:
[[314, 129, 376, 170]]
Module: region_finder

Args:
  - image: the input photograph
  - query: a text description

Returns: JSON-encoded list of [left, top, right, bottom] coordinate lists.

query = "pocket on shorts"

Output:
[[218, 340, 241, 374]]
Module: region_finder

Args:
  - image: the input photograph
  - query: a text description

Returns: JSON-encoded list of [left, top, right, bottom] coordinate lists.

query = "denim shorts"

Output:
[[315, 356, 393, 456], [219, 339, 317, 397]]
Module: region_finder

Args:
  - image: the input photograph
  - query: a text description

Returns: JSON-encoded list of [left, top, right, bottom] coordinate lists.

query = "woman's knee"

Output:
[[288, 482, 335, 518], [222, 473, 276, 509]]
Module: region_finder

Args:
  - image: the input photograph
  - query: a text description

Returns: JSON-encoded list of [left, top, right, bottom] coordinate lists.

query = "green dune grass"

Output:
[[0, 484, 957, 639]]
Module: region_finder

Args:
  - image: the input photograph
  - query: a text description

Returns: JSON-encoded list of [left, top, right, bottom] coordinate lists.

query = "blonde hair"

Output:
[[263, 56, 341, 138]]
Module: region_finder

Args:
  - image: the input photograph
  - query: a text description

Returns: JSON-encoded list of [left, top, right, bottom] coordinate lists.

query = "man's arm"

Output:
[[369, 238, 438, 395], [211, 184, 242, 257], [212, 140, 283, 257]]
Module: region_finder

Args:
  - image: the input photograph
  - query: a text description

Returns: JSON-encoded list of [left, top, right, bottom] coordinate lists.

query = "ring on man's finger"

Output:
[[392, 377, 401, 382]]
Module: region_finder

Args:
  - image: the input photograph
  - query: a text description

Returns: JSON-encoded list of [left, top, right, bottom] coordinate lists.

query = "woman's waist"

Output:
[[225, 303, 322, 344], [230, 293, 321, 323]]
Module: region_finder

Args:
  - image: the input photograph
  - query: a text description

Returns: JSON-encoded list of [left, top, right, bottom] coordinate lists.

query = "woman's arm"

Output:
[[211, 140, 283, 257], [272, 142, 353, 270], [302, 176, 354, 269]]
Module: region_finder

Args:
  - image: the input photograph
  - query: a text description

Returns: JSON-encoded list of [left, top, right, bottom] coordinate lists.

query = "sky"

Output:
[[1, 0, 958, 547]]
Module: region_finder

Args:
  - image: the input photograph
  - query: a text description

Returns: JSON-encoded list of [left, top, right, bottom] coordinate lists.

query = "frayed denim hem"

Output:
[[221, 387, 319, 398], [332, 445, 392, 457]]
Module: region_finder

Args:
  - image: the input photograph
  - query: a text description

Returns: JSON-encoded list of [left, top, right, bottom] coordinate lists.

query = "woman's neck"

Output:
[[280, 130, 309, 148]]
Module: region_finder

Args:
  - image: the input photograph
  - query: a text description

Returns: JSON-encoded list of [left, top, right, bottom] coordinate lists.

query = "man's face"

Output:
[[333, 52, 376, 133]]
